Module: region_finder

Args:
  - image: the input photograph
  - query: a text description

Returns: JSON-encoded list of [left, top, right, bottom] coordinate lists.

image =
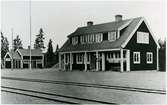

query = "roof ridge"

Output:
[[78, 17, 143, 29]]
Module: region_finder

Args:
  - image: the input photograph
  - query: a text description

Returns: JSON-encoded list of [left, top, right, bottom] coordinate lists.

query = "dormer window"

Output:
[[108, 32, 117, 41], [72, 37, 78, 45], [95, 33, 103, 42]]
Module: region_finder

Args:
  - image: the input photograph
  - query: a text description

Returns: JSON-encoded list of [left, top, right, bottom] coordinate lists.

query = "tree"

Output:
[[1, 32, 9, 59], [34, 28, 45, 50], [54, 44, 59, 64], [45, 39, 55, 67], [13, 35, 23, 51], [158, 38, 166, 71]]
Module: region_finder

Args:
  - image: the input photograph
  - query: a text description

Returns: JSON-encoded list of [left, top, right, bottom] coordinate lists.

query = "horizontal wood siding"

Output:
[[125, 22, 157, 70]]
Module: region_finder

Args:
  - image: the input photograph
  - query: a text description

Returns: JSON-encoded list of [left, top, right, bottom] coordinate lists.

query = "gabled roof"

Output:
[[17, 49, 43, 56], [59, 17, 143, 52], [5, 50, 21, 60], [68, 19, 132, 37]]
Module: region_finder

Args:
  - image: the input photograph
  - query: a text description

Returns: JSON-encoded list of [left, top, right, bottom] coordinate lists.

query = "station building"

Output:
[[59, 15, 160, 72]]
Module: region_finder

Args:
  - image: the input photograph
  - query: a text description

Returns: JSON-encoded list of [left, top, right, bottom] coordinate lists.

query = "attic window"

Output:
[[108, 32, 117, 41], [137, 31, 149, 44], [72, 37, 78, 45]]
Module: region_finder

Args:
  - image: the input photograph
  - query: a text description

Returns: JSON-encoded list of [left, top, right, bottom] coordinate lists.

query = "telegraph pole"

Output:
[[29, 0, 32, 70]]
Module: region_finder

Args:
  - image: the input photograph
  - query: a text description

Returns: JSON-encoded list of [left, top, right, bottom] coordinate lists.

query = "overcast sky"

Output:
[[1, 0, 166, 51]]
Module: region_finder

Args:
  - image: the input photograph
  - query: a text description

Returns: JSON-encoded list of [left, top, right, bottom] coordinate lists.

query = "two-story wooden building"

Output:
[[59, 15, 160, 72], [3, 49, 44, 69]]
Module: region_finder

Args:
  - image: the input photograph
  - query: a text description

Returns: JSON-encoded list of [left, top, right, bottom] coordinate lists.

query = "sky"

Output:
[[1, 0, 166, 51]]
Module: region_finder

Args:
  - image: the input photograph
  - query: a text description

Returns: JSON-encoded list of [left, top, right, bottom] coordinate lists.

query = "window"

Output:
[[133, 52, 140, 64], [95, 33, 103, 42], [137, 31, 149, 44], [108, 32, 117, 41], [76, 53, 84, 64], [72, 37, 78, 45], [108, 52, 113, 59], [80, 36, 85, 44], [146, 52, 153, 64]]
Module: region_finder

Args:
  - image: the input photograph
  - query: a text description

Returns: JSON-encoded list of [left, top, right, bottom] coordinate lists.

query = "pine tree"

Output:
[[13, 35, 23, 51], [1, 32, 9, 59], [54, 44, 59, 63], [46, 39, 55, 67], [34, 28, 45, 50]]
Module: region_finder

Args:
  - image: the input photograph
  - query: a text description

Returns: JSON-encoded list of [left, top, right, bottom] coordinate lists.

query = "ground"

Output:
[[1, 68, 166, 104]]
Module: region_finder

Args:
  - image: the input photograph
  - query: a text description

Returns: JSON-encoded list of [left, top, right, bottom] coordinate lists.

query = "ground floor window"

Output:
[[133, 52, 140, 64], [76, 53, 84, 64], [146, 52, 153, 64]]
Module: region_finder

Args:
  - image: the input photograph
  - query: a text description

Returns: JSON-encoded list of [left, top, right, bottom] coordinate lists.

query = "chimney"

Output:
[[87, 21, 93, 26], [28, 46, 30, 49], [115, 15, 123, 22]]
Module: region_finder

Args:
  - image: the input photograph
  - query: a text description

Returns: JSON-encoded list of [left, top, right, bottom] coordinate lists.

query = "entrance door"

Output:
[[90, 54, 96, 70]]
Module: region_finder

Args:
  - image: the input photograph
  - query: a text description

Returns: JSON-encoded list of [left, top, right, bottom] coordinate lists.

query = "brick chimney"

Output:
[[87, 21, 93, 26], [115, 15, 123, 22]]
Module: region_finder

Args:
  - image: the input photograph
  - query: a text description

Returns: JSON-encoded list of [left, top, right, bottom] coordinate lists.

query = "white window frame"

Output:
[[76, 53, 84, 64], [146, 52, 153, 64], [137, 31, 149, 44], [108, 32, 117, 41], [133, 52, 140, 64], [72, 37, 78, 45], [80, 36, 85, 44], [95, 33, 103, 43]]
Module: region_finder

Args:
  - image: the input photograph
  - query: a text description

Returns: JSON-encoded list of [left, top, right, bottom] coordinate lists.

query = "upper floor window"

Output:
[[80, 35, 85, 44], [72, 37, 78, 45], [133, 52, 140, 64], [108, 32, 117, 41], [146, 52, 153, 64], [95, 33, 103, 42], [137, 31, 149, 44]]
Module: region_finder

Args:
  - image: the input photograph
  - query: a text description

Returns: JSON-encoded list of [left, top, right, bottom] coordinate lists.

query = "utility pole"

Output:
[[29, 0, 32, 70]]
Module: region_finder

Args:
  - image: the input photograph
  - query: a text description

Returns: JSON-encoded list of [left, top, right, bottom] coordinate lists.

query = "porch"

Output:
[[59, 49, 130, 72]]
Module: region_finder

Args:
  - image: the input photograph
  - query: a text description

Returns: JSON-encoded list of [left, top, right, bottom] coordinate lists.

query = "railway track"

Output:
[[1, 86, 116, 104], [2, 76, 166, 95]]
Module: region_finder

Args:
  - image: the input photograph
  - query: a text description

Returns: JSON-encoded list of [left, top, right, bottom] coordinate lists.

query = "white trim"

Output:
[[133, 52, 140, 64], [59, 53, 61, 69], [16, 49, 23, 59], [60, 48, 121, 54], [146, 52, 153, 64], [84, 52, 87, 71], [126, 50, 130, 72], [120, 49, 124, 72], [118, 20, 132, 31], [4, 52, 12, 60], [121, 18, 144, 48], [143, 18, 160, 48], [121, 17, 160, 48], [70, 53, 72, 71]]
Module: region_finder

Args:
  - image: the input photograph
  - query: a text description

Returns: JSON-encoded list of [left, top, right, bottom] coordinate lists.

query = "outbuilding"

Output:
[[3, 49, 44, 69]]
